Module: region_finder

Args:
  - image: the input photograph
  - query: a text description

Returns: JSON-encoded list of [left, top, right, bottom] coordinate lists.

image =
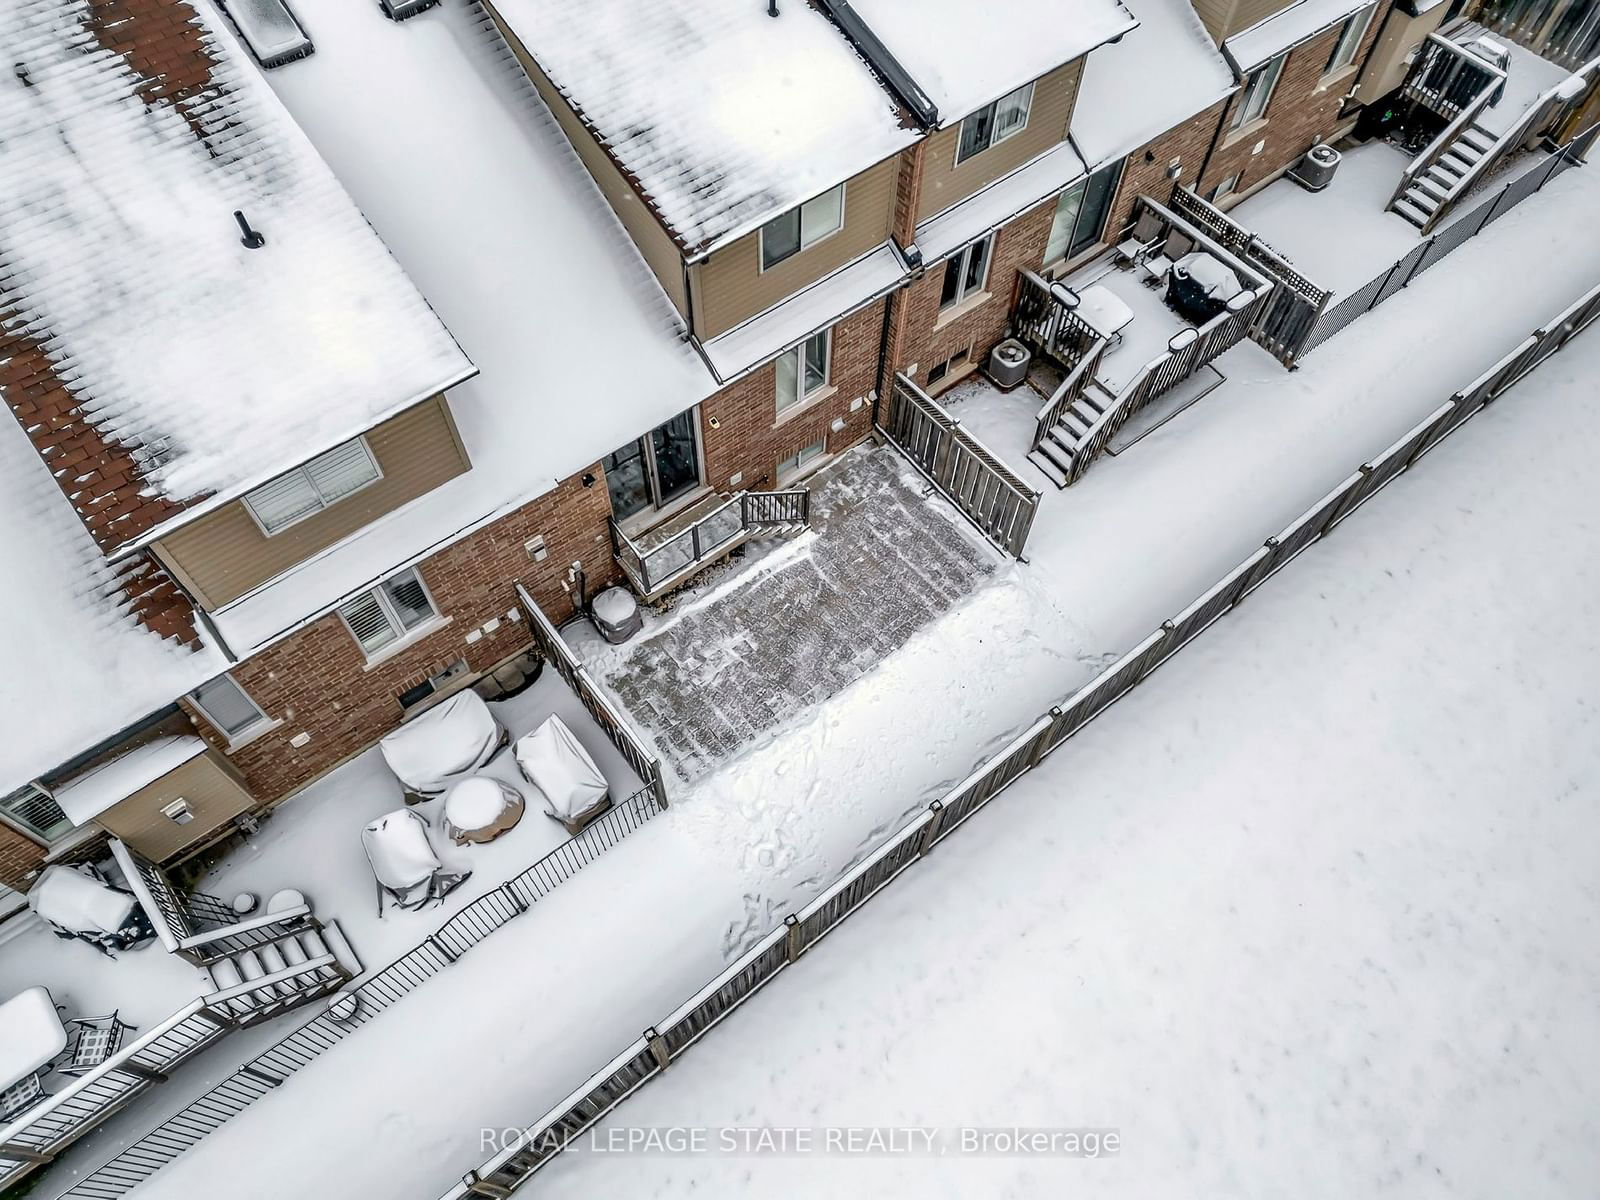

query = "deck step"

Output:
[[1393, 198, 1431, 228], [1460, 127, 1496, 153], [1028, 446, 1071, 489]]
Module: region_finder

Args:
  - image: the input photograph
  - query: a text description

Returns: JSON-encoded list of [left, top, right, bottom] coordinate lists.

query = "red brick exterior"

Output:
[[1196, 16, 1384, 202], [0, 822, 45, 893], [1105, 99, 1234, 237], [898, 197, 1057, 393]]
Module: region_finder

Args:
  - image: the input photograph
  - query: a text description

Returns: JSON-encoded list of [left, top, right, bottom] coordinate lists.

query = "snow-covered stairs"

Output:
[[1028, 378, 1117, 487], [1393, 121, 1496, 228], [203, 919, 360, 1026]]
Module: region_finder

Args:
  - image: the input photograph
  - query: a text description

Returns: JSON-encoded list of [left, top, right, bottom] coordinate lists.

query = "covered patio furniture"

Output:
[[27, 865, 155, 958], [1075, 283, 1136, 350], [379, 690, 508, 803], [514, 715, 612, 835], [361, 809, 472, 916], [441, 776, 526, 846], [0, 987, 67, 1118], [57, 1012, 136, 1079], [1167, 251, 1244, 323]]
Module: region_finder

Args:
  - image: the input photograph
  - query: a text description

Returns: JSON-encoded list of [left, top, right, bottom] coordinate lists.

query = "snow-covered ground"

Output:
[[121, 165, 1600, 1199], [530, 317, 1600, 1200]]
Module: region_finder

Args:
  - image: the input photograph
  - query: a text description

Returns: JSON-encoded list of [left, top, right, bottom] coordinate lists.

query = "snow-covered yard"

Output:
[[109, 165, 1600, 1200], [529, 310, 1600, 1200]]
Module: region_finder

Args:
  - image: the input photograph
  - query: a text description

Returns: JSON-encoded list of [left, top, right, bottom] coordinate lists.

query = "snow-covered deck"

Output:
[[5, 673, 641, 1197], [1059, 257, 1198, 392]]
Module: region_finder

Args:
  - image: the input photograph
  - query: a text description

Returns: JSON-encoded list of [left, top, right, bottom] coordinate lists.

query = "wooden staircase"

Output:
[[203, 919, 360, 1027], [1029, 378, 1117, 487], [1392, 119, 1498, 228]]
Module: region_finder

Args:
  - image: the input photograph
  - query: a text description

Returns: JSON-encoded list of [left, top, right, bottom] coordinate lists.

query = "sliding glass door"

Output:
[[604, 409, 704, 522]]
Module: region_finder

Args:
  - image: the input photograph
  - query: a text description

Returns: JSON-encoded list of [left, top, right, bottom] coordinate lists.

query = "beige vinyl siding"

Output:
[[156, 396, 469, 609], [917, 60, 1083, 223], [1195, 0, 1309, 41], [691, 156, 899, 338], [1352, 4, 1449, 104], [94, 752, 254, 862], [1193, 0, 1235, 42], [485, 0, 690, 320]]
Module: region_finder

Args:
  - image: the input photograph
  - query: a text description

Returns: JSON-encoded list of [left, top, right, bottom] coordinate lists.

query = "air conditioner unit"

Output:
[[1289, 143, 1341, 192], [986, 339, 1032, 390]]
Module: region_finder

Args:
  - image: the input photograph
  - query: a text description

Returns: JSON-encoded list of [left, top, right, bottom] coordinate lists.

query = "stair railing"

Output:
[[1031, 337, 1105, 452], [1388, 83, 1500, 212]]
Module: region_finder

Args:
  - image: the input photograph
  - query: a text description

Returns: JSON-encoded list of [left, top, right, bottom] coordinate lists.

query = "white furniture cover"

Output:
[[514, 715, 608, 820], [0, 987, 67, 1090], [361, 810, 441, 895], [379, 691, 503, 797], [28, 866, 136, 936], [1175, 251, 1243, 301]]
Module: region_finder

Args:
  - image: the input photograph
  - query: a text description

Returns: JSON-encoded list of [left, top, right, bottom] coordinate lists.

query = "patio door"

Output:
[[604, 409, 703, 522]]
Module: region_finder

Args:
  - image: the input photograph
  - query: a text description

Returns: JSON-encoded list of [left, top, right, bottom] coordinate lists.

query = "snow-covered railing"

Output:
[[1012, 269, 1109, 372], [57, 784, 667, 1199], [878, 373, 1041, 557], [1031, 338, 1105, 453], [1388, 82, 1501, 213], [440, 279, 1600, 1200], [609, 490, 810, 600], [1396, 31, 1507, 124]]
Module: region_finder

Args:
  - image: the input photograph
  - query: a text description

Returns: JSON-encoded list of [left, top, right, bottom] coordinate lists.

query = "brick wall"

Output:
[[0, 822, 45, 893], [1198, 16, 1384, 201], [897, 198, 1057, 390], [700, 300, 883, 493], [1105, 100, 1234, 236]]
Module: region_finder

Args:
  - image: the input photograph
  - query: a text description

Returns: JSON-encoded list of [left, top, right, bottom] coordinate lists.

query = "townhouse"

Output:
[[0, 0, 1486, 897]]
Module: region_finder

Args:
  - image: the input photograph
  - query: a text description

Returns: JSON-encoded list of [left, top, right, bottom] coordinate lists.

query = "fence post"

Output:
[[427, 933, 459, 964], [784, 914, 804, 964], [1029, 708, 1064, 767], [1325, 463, 1375, 527], [238, 1064, 284, 1089], [500, 881, 530, 915], [918, 800, 947, 855], [645, 1027, 671, 1071], [462, 1171, 514, 1198]]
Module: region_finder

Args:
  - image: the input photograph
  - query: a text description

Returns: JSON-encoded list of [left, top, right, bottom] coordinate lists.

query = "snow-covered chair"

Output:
[[361, 810, 472, 916], [514, 715, 612, 835], [379, 690, 507, 803]]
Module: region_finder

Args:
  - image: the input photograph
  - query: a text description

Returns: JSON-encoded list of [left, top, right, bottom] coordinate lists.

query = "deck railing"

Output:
[[441, 277, 1600, 1200], [610, 490, 810, 599], [878, 372, 1041, 557], [516, 583, 668, 808], [1030, 335, 1105, 453], [1397, 31, 1508, 123], [1011, 270, 1108, 371], [1387, 81, 1501, 212]]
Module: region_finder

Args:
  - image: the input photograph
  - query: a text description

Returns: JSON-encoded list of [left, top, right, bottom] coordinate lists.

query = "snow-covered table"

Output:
[[1076, 284, 1136, 341], [0, 987, 66, 1091]]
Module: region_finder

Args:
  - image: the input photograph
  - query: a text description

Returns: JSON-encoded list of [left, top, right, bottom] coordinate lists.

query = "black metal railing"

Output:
[[610, 489, 810, 599]]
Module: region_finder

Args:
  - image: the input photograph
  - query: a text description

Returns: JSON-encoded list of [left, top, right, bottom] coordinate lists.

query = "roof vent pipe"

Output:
[[768, 0, 779, 15], [234, 209, 266, 250]]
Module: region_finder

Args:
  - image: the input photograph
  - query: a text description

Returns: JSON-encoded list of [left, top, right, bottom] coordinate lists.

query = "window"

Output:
[[776, 329, 832, 413], [956, 83, 1034, 164], [190, 675, 271, 741], [1231, 54, 1286, 130], [0, 783, 72, 843], [1043, 162, 1123, 264], [339, 567, 439, 656], [1210, 172, 1242, 203], [940, 234, 994, 311], [243, 437, 381, 535], [926, 345, 972, 386], [778, 437, 827, 482], [760, 185, 845, 270], [1324, 6, 1374, 75]]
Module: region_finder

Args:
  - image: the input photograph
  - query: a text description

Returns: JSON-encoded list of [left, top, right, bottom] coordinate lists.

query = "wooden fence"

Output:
[[878, 372, 1042, 557], [516, 583, 668, 808], [441, 279, 1600, 1200], [56, 784, 666, 1199]]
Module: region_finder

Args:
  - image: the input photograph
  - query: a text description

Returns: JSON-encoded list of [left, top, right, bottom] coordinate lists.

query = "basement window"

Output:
[[778, 438, 826, 482], [760, 185, 846, 270], [340, 568, 440, 657], [0, 783, 72, 844], [244, 437, 382, 535], [217, 0, 315, 68]]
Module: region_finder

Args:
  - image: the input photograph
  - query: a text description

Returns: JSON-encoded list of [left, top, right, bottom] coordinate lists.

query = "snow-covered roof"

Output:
[[1224, 0, 1372, 71], [1073, 0, 1238, 169], [915, 141, 1089, 263], [0, 0, 474, 555], [0, 415, 224, 797], [54, 736, 208, 826], [486, 0, 919, 256], [847, 0, 1139, 125], [212, 0, 721, 655]]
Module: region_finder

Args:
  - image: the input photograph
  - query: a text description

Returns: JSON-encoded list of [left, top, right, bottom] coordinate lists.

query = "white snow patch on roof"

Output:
[[1073, 0, 1237, 168], [0, 418, 223, 795], [486, 0, 918, 254], [209, 0, 721, 654], [849, 0, 1138, 124], [0, 0, 471, 532]]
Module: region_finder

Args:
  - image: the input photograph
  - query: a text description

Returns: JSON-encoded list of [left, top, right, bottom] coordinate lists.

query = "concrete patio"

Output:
[[568, 444, 1000, 781]]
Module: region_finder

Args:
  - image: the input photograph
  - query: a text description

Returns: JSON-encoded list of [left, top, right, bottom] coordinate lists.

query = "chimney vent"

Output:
[[234, 209, 266, 250], [768, 0, 779, 15]]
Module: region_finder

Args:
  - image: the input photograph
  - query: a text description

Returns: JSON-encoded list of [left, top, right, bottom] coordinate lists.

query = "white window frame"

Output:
[[1232, 54, 1287, 130], [189, 674, 271, 742], [955, 82, 1035, 166], [758, 184, 847, 272], [939, 234, 994, 312], [1210, 171, 1242, 202], [777, 437, 827, 483], [242, 436, 382, 536], [338, 567, 441, 658], [1323, 6, 1374, 76], [775, 328, 832, 414]]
